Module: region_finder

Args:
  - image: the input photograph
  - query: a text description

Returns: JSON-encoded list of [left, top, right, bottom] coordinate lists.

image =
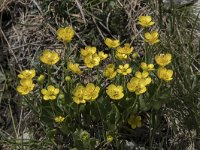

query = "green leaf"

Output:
[[90, 138, 97, 148], [148, 83, 158, 98], [152, 101, 161, 110], [0, 71, 6, 83], [74, 140, 84, 150], [107, 104, 120, 127], [90, 102, 100, 122]]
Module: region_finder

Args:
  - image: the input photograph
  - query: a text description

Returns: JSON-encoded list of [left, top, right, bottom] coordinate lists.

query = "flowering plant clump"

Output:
[[16, 18, 174, 149]]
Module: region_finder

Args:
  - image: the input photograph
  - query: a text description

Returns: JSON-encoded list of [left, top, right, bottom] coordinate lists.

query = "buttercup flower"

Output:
[[105, 38, 120, 48], [135, 71, 149, 78], [83, 54, 101, 68], [41, 85, 59, 100], [72, 85, 86, 104], [106, 84, 124, 100], [128, 115, 142, 129], [138, 16, 155, 27], [56, 26, 75, 42], [116, 43, 133, 60], [103, 64, 117, 79], [127, 77, 147, 95], [117, 43, 133, 55], [144, 31, 160, 45], [40, 50, 60, 65], [54, 116, 65, 123], [84, 83, 100, 101], [98, 51, 108, 61], [116, 52, 128, 60], [80, 46, 101, 68], [157, 67, 173, 81], [80, 46, 96, 58], [67, 62, 83, 74], [117, 64, 132, 75], [140, 62, 154, 71], [135, 71, 152, 85], [127, 70, 151, 95], [18, 69, 36, 79], [155, 53, 172, 67], [17, 79, 35, 95]]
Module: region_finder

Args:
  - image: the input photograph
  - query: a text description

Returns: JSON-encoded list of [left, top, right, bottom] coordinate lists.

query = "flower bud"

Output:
[[106, 135, 113, 142], [65, 76, 71, 81], [132, 52, 138, 59], [58, 93, 65, 100], [80, 131, 90, 140], [37, 75, 45, 84]]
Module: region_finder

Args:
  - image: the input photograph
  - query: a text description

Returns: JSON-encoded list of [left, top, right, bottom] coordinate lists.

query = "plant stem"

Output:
[[47, 66, 51, 85], [95, 101, 106, 140]]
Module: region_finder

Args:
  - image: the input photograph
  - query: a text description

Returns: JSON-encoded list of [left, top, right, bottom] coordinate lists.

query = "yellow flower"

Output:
[[84, 83, 100, 101], [65, 76, 71, 81], [72, 85, 86, 104], [140, 62, 154, 71], [135, 71, 152, 85], [98, 51, 108, 61], [155, 53, 172, 67], [37, 74, 45, 83], [54, 116, 65, 123], [83, 54, 100, 68], [127, 71, 151, 95], [144, 31, 160, 45], [105, 38, 120, 48], [80, 46, 101, 68], [117, 43, 133, 55], [117, 64, 132, 75], [106, 84, 124, 100], [127, 77, 147, 95], [40, 49, 60, 65], [128, 115, 142, 129], [115, 43, 133, 60], [157, 67, 173, 81], [56, 26, 75, 42], [106, 135, 113, 142], [138, 16, 155, 27], [103, 64, 117, 79], [116, 52, 128, 60], [80, 46, 96, 58], [16, 79, 35, 95], [116, 43, 133, 60], [18, 69, 36, 79], [41, 85, 59, 100], [67, 62, 83, 74]]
